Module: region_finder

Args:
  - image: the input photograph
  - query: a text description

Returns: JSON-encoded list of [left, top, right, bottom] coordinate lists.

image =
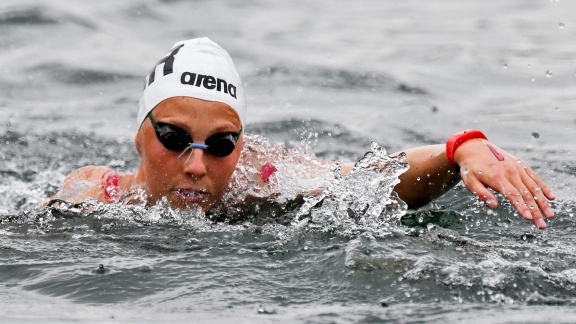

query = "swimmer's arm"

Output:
[[45, 166, 109, 206], [339, 145, 459, 209], [391, 145, 460, 208], [368, 140, 555, 229]]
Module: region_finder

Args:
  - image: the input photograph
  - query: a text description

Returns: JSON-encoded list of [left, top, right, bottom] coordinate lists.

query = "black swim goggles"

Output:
[[147, 113, 242, 157]]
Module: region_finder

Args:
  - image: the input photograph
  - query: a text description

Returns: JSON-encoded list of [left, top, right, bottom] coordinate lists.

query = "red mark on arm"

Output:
[[486, 144, 505, 161], [261, 162, 277, 183], [101, 169, 120, 199]]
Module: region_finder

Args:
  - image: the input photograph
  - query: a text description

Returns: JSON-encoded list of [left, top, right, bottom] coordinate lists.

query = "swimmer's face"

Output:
[[135, 96, 243, 211]]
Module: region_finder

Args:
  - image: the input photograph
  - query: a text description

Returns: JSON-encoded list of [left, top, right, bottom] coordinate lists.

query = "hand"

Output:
[[454, 139, 556, 229]]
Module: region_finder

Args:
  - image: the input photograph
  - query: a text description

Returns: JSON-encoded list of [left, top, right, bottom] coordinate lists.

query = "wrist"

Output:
[[445, 130, 488, 165]]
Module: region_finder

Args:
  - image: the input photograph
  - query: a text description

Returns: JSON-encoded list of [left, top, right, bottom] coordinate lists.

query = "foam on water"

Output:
[[294, 142, 409, 236]]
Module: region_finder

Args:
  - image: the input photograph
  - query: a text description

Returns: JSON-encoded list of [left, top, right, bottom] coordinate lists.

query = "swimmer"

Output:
[[47, 38, 556, 229]]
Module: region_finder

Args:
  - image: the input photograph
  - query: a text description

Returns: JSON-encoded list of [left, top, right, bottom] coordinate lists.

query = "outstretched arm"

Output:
[[388, 136, 555, 229], [338, 145, 460, 208]]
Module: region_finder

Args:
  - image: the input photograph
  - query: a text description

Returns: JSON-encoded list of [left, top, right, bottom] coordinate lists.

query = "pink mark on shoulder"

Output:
[[261, 162, 277, 183], [101, 169, 120, 200]]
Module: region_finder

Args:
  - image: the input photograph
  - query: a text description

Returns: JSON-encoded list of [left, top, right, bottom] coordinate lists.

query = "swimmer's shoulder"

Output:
[[48, 166, 115, 205], [68, 166, 111, 181], [64, 166, 114, 189]]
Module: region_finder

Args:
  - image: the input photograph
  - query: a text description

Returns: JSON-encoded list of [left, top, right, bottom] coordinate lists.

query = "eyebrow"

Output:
[[149, 113, 241, 134]]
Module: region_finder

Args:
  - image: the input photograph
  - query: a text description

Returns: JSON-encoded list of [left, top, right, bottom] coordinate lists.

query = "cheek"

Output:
[[207, 159, 236, 186], [207, 151, 241, 191], [144, 144, 181, 190], [222, 143, 242, 179]]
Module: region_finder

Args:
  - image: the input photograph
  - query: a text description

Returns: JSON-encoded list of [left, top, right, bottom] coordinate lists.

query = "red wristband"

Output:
[[445, 130, 488, 165]]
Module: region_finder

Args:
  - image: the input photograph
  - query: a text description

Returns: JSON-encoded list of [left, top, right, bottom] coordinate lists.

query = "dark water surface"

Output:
[[1, 0, 576, 322]]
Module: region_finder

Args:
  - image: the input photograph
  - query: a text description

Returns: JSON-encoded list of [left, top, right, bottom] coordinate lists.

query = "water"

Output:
[[1, 0, 576, 322]]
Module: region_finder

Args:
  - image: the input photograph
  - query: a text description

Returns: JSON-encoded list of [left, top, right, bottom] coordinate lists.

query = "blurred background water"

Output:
[[1, 0, 576, 322]]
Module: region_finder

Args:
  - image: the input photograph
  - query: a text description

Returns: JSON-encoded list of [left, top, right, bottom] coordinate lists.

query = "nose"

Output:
[[182, 148, 208, 179]]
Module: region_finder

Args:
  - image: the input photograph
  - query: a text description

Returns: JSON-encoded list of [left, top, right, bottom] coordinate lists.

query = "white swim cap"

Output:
[[137, 37, 246, 127]]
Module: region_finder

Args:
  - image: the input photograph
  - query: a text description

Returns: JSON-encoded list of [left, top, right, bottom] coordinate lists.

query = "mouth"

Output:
[[173, 189, 208, 204]]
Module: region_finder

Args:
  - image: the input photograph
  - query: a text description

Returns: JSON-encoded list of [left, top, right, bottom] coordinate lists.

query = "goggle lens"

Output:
[[148, 114, 240, 157]]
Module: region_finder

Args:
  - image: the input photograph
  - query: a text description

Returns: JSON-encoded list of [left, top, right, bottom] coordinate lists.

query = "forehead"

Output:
[[152, 96, 241, 125]]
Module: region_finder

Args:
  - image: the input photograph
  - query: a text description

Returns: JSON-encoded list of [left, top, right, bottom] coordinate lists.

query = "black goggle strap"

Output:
[[147, 112, 161, 131]]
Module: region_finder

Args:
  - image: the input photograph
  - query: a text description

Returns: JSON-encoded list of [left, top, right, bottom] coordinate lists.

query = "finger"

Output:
[[507, 177, 547, 229], [460, 172, 499, 209], [520, 172, 555, 219], [522, 164, 556, 201], [516, 162, 555, 218], [498, 180, 532, 220]]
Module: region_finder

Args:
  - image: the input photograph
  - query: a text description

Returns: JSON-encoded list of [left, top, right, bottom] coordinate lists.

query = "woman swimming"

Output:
[[48, 38, 556, 229]]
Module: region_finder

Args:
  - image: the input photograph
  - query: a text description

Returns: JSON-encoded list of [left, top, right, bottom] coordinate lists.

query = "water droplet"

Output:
[[478, 171, 482, 175], [558, 22, 565, 29], [531, 132, 540, 139], [529, 205, 534, 210], [546, 70, 553, 78], [416, 177, 421, 181], [503, 63, 508, 69], [534, 186, 541, 191], [534, 196, 538, 200], [531, 78, 536, 82], [461, 167, 470, 175], [555, 107, 559, 112]]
